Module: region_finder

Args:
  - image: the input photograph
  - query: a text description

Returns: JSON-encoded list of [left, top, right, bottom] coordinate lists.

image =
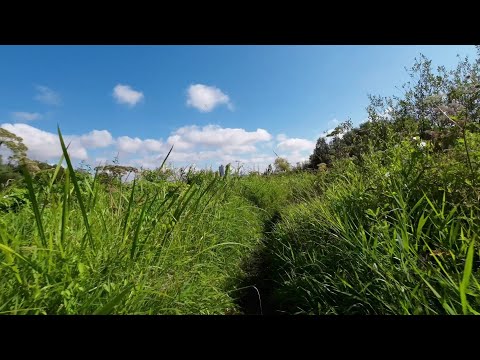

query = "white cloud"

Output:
[[79, 130, 114, 148], [34, 85, 61, 105], [272, 134, 317, 167], [128, 157, 163, 169], [186, 84, 233, 112], [116, 136, 163, 153], [0, 123, 283, 172], [1, 123, 86, 160], [11, 112, 42, 122], [165, 134, 193, 151], [277, 138, 315, 152], [117, 125, 273, 170], [166, 125, 271, 153], [143, 139, 163, 152], [284, 152, 309, 165], [113, 84, 144, 107], [117, 136, 144, 153], [0, 123, 113, 162]]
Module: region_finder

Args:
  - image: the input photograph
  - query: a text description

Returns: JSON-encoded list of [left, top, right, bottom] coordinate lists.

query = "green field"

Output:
[[1, 51, 479, 315]]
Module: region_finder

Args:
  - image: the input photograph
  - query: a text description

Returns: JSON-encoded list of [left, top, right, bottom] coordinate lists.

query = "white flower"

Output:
[[385, 172, 390, 178], [419, 141, 426, 148], [412, 136, 419, 141]]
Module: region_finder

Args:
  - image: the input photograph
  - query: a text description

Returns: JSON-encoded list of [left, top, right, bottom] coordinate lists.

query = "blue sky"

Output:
[[1, 45, 478, 171]]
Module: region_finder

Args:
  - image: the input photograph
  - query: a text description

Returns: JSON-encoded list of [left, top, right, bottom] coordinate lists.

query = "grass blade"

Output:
[[41, 153, 65, 216], [130, 193, 155, 260], [48, 154, 65, 191], [122, 178, 136, 243], [93, 286, 132, 315], [61, 168, 70, 246], [460, 238, 475, 315], [158, 145, 174, 172], [0, 243, 48, 280], [22, 165, 47, 248], [57, 125, 95, 250]]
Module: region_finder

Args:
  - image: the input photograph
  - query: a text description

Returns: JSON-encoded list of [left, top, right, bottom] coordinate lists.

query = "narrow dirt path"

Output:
[[234, 212, 282, 315]]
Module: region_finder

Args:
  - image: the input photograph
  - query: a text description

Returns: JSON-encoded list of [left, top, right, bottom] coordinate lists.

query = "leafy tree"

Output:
[[274, 157, 291, 172], [95, 164, 138, 184], [0, 128, 31, 187], [307, 48, 480, 170], [309, 137, 331, 169], [0, 128, 28, 164]]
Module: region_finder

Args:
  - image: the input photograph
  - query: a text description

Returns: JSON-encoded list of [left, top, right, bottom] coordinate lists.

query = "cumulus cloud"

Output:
[[166, 125, 271, 153], [79, 130, 114, 148], [118, 125, 273, 170], [113, 84, 144, 107], [0, 123, 113, 162], [34, 85, 61, 105], [1, 122, 285, 172], [143, 139, 163, 152], [11, 112, 42, 122], [277, 138, 315, 152], [272, 134, 317, 167], [116, 136, 163, 154], [186, 84, 233, 112], [284, 152, 309, 165], [116, 136, 144, 153]]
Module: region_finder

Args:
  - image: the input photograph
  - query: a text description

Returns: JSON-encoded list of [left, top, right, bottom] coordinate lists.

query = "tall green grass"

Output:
[[265, 139, 480, 314], [1, 129, 479, 314], [0, 130, 264, 314]]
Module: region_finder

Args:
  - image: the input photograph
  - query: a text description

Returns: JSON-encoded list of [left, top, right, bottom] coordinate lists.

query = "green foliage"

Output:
[[274, 157, 291, 172], [0, 128, 28, 164], [2, 50, 480, 315], [0, 164, 22, 188], [0, 186, 29, 212], [140, 167, 175, 183], [0, 131, 264, 314], [95, 164, 138, 187], [263, 49, 480, 314], [239, 172, 317, 219], [267, 138, 480, 314], [309, 137, 331, 169]]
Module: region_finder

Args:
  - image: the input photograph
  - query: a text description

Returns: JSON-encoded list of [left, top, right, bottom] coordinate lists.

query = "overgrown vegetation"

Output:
[[1, 47, 480, 314], [263, 47, 480, 314]]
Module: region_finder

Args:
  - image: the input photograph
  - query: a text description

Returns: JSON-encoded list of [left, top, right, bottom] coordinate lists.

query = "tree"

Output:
[[274, 157, 291, 172], [95, 164, 138, 184], [309, 137, 331, 169], [0, 128, 28, 165], [307, 50, 480, 170], [0, 128, 30, 187]]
